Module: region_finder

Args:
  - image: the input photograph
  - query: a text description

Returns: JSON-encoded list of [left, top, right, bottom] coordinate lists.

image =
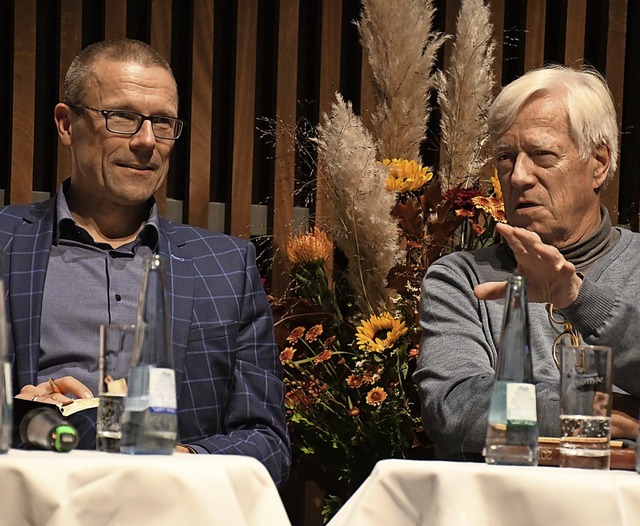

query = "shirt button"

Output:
[[115, 294, 122, 302]]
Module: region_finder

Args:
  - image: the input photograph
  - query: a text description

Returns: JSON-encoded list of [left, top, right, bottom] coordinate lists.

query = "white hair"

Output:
[[488, 65, 619, 183]]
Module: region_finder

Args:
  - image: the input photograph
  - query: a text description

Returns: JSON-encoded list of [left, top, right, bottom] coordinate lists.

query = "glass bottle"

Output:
[[120, 254, 177, 454], [0, 257, 11, 454], [484, 272, 538, 465]]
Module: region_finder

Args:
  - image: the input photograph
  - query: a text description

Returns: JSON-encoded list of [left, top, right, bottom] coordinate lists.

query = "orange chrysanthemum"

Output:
[[279, 347, 296, 364], [366, 387, 388, 407], [381, 158, 434, 193], [314, 349, 333, 364], [472, 195, 507, 223], [305, 324, 324, 342], [287, 326, 305, 343], [286, 227, 333, 265], [346, 374, 364, 389]]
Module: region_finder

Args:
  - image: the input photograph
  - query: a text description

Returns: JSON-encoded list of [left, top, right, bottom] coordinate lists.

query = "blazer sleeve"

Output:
[[178, 237, 291, 488]]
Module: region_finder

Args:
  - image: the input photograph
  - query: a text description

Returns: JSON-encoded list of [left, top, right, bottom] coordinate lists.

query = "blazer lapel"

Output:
[[7, 202, 55, 388], [157, 219, 194, 392]]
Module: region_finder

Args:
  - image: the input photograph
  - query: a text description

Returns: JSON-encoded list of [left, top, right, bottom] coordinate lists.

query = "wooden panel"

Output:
[[359, 49, 374, 131], [524, 0, 546, 71], [315, 0, 342, 229], [230, 1, 258, 238], [490, 0, 505, 89], [271, 0, 300, 295], [11, 0, 37, 204], [104, 0, 127, 41], [564, 0, 587, 67], [442, 0, 462, 69], [187, 0, 214, 229], [150, 0, 174, 215], [602, 0, 628, 224], [57, 0, 83, 188]]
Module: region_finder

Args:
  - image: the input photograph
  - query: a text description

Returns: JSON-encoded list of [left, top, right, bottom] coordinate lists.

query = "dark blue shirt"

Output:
[[38, 184, 158, 395]]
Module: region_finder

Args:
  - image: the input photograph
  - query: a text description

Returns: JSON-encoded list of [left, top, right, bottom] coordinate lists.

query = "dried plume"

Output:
[[436, 0, 496, 190], [316, 95, 402, 314], [357, 0, 446, 162]]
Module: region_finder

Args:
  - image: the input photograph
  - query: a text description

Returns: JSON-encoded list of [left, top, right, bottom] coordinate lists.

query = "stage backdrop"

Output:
[[1, 0, 638, 294]]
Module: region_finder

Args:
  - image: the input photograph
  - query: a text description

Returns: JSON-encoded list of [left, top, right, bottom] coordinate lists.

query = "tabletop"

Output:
[[0, 449, 291, 526], [327, 459, 640, 526]]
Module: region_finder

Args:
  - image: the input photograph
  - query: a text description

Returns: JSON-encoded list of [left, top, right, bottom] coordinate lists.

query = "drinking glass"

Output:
[[97, 324, 135, 452], [559, 344, 613, 469]]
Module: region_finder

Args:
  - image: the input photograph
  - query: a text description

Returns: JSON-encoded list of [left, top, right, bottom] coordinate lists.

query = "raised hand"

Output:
[[474, 223, 583, 308]]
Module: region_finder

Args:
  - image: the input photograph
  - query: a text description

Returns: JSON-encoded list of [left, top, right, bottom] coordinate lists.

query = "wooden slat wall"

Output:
[[3, 0, 638, 292]]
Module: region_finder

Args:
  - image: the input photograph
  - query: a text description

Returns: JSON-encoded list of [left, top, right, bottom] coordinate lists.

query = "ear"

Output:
[[54, 103, 74, 146], [592, 143, 610, 189]]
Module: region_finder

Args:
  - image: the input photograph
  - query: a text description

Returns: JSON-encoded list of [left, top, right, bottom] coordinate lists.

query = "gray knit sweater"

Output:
[[414, 226, 640, 460]]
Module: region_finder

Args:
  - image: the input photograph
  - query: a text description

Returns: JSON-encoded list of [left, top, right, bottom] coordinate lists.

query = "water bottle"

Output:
[[484, 272, 539, 465], [120, 254, 177, 454], [0, 259, 11, 454]]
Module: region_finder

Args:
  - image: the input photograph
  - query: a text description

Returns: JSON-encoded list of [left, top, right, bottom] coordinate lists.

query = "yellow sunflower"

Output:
[[286, 227, 333, 265], [381, 158, 433, 193], [355, 312, 408, 353]]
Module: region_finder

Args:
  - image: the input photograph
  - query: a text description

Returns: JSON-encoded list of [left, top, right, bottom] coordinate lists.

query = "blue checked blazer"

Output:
[[0, 197, 291, 487]]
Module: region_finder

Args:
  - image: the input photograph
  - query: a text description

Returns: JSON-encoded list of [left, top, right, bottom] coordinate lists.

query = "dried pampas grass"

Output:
[[357, 0, 446, 162], [436, 0, 496, 190], [316, 95, 401, 313]]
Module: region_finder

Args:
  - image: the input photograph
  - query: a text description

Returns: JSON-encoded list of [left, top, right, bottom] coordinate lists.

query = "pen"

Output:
[[48, 377, 62, 395]]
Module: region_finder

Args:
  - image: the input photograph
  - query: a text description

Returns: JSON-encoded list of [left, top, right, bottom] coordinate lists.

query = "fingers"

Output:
[[474, 281, 508, 301], [17, 376, 94, 405], [52, 376, 94, 399]]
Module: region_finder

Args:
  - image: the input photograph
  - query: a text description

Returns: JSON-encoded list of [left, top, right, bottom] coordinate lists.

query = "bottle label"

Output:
[[149, 367, 177, 414], [506, 383, 536, 425], [3, 363, 11, 406]]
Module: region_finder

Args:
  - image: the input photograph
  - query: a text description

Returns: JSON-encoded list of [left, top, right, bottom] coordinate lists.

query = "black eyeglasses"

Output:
[[68, 103, 184, 140], [546, 303, 582, 369]]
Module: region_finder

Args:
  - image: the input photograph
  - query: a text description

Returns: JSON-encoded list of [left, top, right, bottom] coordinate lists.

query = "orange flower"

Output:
[[362, 365, 383, 385], [381, 158, 433, 193], [366, 387, 388, 407], [305, 324, 323, 342], [346, 374, 364, 389], [279, 347, 296, 364], [471, 222, 485, 235], [408, 347, 419, 359], [287, 326, 305, 343], [472, 195, 507, 223], [286, 227, 333, 265], [455, 209, 474, 218], [349, 407, 360, 417], [314, 349, 333, 364]]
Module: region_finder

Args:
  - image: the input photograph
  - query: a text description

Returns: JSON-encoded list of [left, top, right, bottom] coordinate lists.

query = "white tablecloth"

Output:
[[328, 459, 640, 526], [0, 449, 291, 526]]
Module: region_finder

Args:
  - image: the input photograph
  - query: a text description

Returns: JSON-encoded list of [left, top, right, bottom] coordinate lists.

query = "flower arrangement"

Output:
[[271, 0, 502, 521]]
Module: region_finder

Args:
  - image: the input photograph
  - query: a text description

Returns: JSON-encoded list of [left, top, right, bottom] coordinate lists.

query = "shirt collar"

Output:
[[54, 179, 159, 251]]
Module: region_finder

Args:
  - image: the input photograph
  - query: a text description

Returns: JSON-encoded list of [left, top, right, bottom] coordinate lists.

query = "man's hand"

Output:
[[474, 223, 583, 308], [611, 393, 640, 440], [16, 376, 93, 405]]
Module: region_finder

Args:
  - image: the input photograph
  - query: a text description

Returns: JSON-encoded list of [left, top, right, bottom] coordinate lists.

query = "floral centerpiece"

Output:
[[271, 0, 503, 521]]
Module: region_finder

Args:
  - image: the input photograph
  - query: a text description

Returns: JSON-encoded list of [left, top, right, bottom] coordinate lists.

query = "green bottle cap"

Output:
[[53, 425, 78, 452]]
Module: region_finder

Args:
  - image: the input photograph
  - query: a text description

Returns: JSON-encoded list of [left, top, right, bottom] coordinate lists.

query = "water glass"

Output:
[[97, 324, 135, 452], [559, 344, 613, 469]]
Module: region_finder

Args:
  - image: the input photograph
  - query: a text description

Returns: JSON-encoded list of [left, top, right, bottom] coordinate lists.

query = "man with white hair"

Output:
[[414, 65, 640, 460]]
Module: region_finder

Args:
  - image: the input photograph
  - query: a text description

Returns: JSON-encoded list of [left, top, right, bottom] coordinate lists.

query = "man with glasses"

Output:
[[414, 65, 640, 461], [0, 39, 290, 487]]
